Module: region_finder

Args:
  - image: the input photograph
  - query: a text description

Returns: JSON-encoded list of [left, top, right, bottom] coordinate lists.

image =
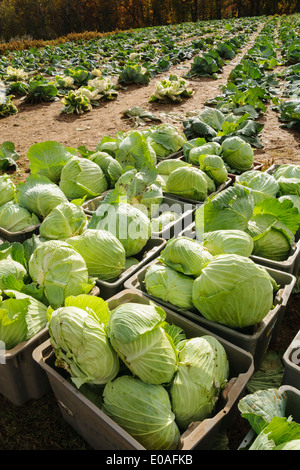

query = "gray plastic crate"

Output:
[[0, 286, 100, 406], [96, 237, 166, 299], [0, 327, 51, 406], [124, 259, 296, 370], [33, 289, 254, 451], [282, 330, 300, 390], [82, 194, 195, 240], [238, 385, 300, 449], [0, 223, 40, 243]]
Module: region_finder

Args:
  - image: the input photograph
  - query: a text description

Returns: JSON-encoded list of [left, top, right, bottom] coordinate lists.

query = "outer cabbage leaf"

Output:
[[26, 140, 74, 184]]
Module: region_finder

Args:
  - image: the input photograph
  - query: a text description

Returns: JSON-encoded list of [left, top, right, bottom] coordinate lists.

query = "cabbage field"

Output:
[[0, 13, 300, 452]]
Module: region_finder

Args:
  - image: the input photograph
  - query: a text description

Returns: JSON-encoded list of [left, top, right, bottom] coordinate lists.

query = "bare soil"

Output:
[[0, 25, 299, 452]]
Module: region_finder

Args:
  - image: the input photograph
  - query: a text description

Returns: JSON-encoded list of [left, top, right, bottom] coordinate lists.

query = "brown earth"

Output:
[[0, 24, 299, 452]]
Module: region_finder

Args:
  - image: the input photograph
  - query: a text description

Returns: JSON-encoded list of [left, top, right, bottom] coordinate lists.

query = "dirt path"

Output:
[[0, 20, 299, 184]]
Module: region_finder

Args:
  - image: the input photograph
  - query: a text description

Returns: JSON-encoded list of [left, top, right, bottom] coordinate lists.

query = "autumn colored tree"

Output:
[[0, 0, 299, 42]]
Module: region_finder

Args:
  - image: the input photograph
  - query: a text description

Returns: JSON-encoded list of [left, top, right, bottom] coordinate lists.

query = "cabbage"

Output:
[[88, 202, 151, 257], [102, 375, 180, 450], [67, 229, 126, 281], [188, 142, 222, 165], [156, 159, 190, 175], [0, 174, 15, 206], [199, 155, 228, 186], [0, 201, 40, 232], [0, 259, 27, 289], [143, 123, 186, 159], [59, 156, 108, 199], [0, 289, 48, 350], [272, 164, 300, 180], [166, 166, 215, 201], [26, 140, 74, 184], [246, 198, 300, 261], [144, 263, 194, 310], [107, 302, 177, 384], [151, 211, 179, 233], [88, 151, 122, 187], [235, 170, 279, 204], [48, 305, 119, 388], [276, 176, 300, 196], [170, 336, 229, 429], [39, 202, 87, 240], [28, 240, 95, 308], [221, 136, 254, 171], [160, 236, 213, 278], [16, 175, 68, 219], [203, 229, 254, 257], [192, 254, 275, 328]]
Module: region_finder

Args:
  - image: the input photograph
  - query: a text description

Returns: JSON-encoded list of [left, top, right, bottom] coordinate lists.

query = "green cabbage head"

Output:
[[59, 156, 108, 199], [160, 236, 213, 278], [102, 375, 180, 450], [88, 202, 151, 257], [39, 202, 87, 240], [107, 302, 178, 384], [0, 201, 40, 232], [166, 166, 215, 201], [144, 263, 194, 310], [170, 336, 229, 429], [221, 136, 254, 171], [0, 174, 16, 206], [203, 229, 254, 257], [67, 229, 126, 281], [28, 240, 95, 308], [192, 254, 275, 328], [0, 290, 48, 350], [0, 259, 27, 289], [48, 304, 119, 388]]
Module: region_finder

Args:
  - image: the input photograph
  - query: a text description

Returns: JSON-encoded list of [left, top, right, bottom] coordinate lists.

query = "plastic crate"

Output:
[[82, 194, 195, 240], [282, 330, 300, 390], [156, 150, 183, 162], [238, 385, 300, 449], [124, 259, 296, 370], [96, 237, 166, 300], [0, 286, 100, 406], [0, 223, 40, 243], [32, 289, 254, 451]]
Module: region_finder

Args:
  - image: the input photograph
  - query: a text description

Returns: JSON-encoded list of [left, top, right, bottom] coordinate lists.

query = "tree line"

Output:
[[0, 0, 299, 42]]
